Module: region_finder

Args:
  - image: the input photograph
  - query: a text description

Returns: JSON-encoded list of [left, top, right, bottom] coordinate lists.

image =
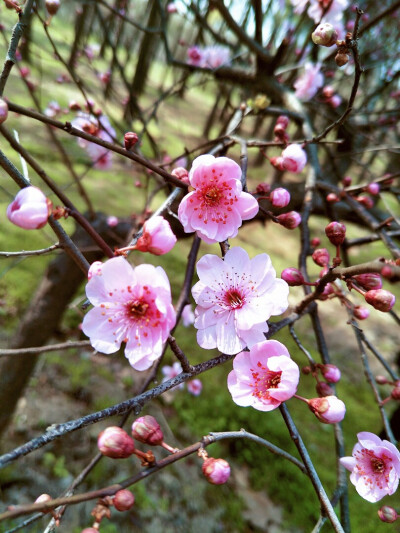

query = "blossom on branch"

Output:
[[192, 247, 289, 355], [7, 186, 52, 230], [135, 216, 177, 255], [227, 340, 300, 411], [294, 63, 323, 101], [340, 432, 400, 502], [178, 155, 259, 244], [82, 257, 176, 370]]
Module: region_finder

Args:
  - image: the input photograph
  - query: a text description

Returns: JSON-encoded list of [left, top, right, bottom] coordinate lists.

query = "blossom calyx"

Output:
[[97, 426, 135, 459], [312, 248, 330, 267], [281, 267, 304, 286], [312, 23, 338, 47], [308, 396, 346, 424], [113, 490, 135, 511], [325, 221, 346, 246], [202, 457, 231, 485], [365, 289, 395, 312], [0, 97, 8, 124], [378, 506, 398, 523], [131, 415, 164, 446]]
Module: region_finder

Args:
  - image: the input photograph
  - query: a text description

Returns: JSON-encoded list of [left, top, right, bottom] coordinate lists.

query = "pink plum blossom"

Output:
[[307, 0, 349, 25], [281, 144, 307, 173], [340, 432, 400, 502], [192, 248, 289, 355], [178, 155, 259, 244], [187, 46, 204, 66], [82, 257, 176, 370], [181, 304, 195, 327], [162, 361, 184, 390], [227, 340, 299, 411], [294, 63, 324, 101], [7, 186, 52, 230], [203, 45, 231, 69], [135, 216, 177, 255], [277, 211, 302, 229], [187, 379, 203, 396], [72, 112, 116, 169], [0, 97, 8, 124]]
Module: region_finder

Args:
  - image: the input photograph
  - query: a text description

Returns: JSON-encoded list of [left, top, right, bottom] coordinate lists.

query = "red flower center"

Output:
[[225, 290, 244, 309], [129, 300, 149, 318], [251, 362, 282, 400], [371, 458, 385, 473], [203, 186, 222, 207]]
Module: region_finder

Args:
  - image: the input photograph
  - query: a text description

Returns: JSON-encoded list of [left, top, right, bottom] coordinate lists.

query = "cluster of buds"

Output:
[[327, 176, 381, 208], [81, 490, 135, 532], [376, 376, 400, 405], [273, 115, 290, 144], [302, 363, 341, 398]]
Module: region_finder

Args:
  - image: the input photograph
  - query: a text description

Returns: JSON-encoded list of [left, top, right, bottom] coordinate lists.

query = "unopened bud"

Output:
[[281, 267, 304, 286], [256, 182, 271, 194], [366, 182, 380, 195], [276, 115, 289, 129], [131, 415, 164, 446], [381, 265, 394, 279], [353, 273, 382, 291], [45, 0, 60, 15], [353, 306, 370, 320], [113, 490, 135, 511], [312, 23, 338, 47], [97, 426, 135, 459], [0, 98, 8, 124], [378, 506, 398, 523], [270, 155, 285, 171], [311, 237, 321, 247], [34, 494, 52, 512], [316, 381, 335, 397], [318, 283, 334, 300], [302, 365, 312, 375], [375, 375, 389, 385], [277, 211, 301, 229], [320, 364, 341, 383], [124, 132, 139, 150], [391, 387, 400, 401], [202, 457, 231, 485], [81, 529, 99, 533], [325, 221, 346, 246], [326, 192, 339, 203], [270, 188, 291, 208], [171, 166, 189, 184], [335, 51, 349, 67], [357, 194, 374, 209], [342, 176, 352, 187], [312, 248, 330, 267], [307, 396, 346, 424], [365, 289, 396, 312]]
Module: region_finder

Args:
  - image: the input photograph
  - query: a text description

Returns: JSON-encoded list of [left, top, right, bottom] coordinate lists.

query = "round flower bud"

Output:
[[97, 426, 135, 459], [81, 529, 99, 533], [281, 144, 307, 173], [316, 381, 335, 397], [326, 193, 339, 203], [375, 375, 389, 385], [357, 194, 374, 209], [335, 51, 349, 67], [171, 166, 189, 184], [312, 23, 338, 47], [277, 211, 302, 229], [381, 265, 394, 279], [269, 155, 285, 171], [325, 221, 346, 246], [365, 289, 396, 312], [7, 186, 52, 230], [342, 176, 352, 187], [391, 387, 400, 401], [135, 216, 177, 255], [281, 267, 304, 286], [307, 396, 346, 424], [45, 0, 60, 15], [124, 132, 139, 150], [311, 237, 321, 247], [202, 458, 231, 485], [34, 494, 52, 513], [131, 415, 164, 446], [318, 283, 334, 300], [378, 506, 398, 523], [276, 115, 289, 129], [353, 306, 370, 320], [353, 273, 382, 291], [321, 364, 341, 383], [256, 182, 270, 194], [113, 490, 135, 511], [366, 183, 380, 195], [270, 188, 291, 208], [312, 248, 330, 267], [0, 97, 8, 124]]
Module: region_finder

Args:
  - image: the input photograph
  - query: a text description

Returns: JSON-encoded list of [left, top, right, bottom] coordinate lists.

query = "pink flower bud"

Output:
[[281, 144, 307, 173], [353, 273, 382, 291], [107, 215, 118, 227], [378, 506, 398, 523], [353, 306, 370, 320], [281, 267, 304, 286], [391, 387, 400, 400], [270, 188, 291, 208], [325, 221, 346, 246], [312, 23, 338, 47], [131, 415, 164, 446], [321, 364, 341, 383], [308, 396, 346, 424], [20, 66, 30, 78], [381, 265, 394, 279], [167, 3, 178, 14], [171, 166, 189, 184], [357, 194, 374, 209], [375, 375, 388, 385], [277, 211, 301, 229], [342, 176, 352, 187], [322, 86, 334, 99], [113, 490, 135, 511], [135, 216, 177, 255], [365, 289, 396, 312], [269, 155, 285, 171], [316, 381, 335, 397], [34, 494, 53, 513], [81, 529, 99, 533], [69, 100, 81, 111], [326, 193, 339, 203], [187, 378, 203, 396], [45, 0, 60, 15], [7, 186, 52, 230], [124, 132, 139, 150], [366, 183, 380, 195], [202, 457, 231, 485], [0, 97, 8, 124], [318, 283, 334, 300], [97, 426, 135, 459], [335, 51, 349, 67], [276, 115, 289, 129], [311, 237, 321, 247], [255, 182, 270, 194], [329, 95, 342, 108], [312, 248, 330, 267]]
